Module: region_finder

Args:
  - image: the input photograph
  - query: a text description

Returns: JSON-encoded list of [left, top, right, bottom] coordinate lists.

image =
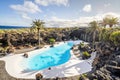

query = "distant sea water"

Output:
[[0, 25, 29, 29]]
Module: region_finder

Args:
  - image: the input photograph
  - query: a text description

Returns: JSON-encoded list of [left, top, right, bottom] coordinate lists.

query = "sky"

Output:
[[0, 0, 120, 27]]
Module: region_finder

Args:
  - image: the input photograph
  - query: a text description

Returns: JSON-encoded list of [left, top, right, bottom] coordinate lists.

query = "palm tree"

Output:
[[102, 16, 119, 28], [88, 21, 100, 44], [108, 17, 118, 28], [102, 17, 109, 27], [31, 19, 45, 47]]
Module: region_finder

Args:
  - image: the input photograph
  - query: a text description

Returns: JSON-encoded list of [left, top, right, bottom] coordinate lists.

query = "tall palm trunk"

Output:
[[38, 29, 40, 47], [99, 32, 101, 41], [93, 31, 96, 44], [84, 34, 86, 41], [92, 31, 96, 49]]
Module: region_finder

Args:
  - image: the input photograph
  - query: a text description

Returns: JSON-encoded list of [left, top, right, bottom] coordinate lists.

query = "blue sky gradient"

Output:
[[0, 0, 120, 27]]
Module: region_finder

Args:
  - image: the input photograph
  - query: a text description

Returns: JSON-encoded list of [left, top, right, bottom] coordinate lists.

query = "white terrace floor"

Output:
[[0, 41, 96, 79]]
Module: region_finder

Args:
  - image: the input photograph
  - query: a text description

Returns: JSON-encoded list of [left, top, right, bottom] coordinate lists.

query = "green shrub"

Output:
[[79, 74, 88, 80], [81, 73, 87, 77], [49, 38, 55, 44], [0, 47, 9, 53], [78, 42, 85, 49], [0, 47, 4, 53], [49, 38, 55, 47], [0, 29, 5, 34], [82, 51, 91, 57], [80, 42, 84, 47], [109, 31, 120, 45], [0, 43, 2, 46]]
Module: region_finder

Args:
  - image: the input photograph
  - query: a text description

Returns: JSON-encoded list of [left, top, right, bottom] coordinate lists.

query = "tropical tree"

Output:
[[109, 30, 120, 46], [102, 17, 109, 27], [102, 16, 119, 28], [108, 17, 119, 28], [88, 21, 100, 44], [31, 19, 45, 47]]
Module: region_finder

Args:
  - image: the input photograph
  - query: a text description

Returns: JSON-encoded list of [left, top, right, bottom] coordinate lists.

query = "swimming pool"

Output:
[[21, 42, 74, 70]]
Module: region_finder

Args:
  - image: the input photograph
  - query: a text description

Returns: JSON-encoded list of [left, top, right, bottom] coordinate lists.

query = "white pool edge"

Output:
[[0, 41, 96, 79]]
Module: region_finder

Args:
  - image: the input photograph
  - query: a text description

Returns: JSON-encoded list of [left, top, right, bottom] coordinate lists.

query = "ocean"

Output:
[[0, 25, 29, 29]]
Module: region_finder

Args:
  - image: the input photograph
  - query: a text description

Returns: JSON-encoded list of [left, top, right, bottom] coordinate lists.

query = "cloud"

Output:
[[21, 13, 32, 20], [104, 3, 111, 7], [102, 12, 120, 18], [10, 1, 41, 20], [45, 16, 89, 27], [10, 1, 41, 14], [45, 12, 120, 27], [49, 16, 71, 21], [35, 0, 69, 6], [10, 0, 69, 20], [83, 4, 92, 12], [78, 12, 120, 23]]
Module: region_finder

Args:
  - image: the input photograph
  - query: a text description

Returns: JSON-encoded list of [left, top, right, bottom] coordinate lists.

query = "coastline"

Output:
[[0, 25, 29, 29]]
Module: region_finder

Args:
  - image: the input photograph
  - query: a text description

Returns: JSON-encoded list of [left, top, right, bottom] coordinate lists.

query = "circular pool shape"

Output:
[[22, 42, 74, 70]]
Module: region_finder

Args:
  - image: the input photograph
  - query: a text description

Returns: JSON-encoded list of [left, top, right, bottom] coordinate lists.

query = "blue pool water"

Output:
[[23, 42, 74, 70]]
